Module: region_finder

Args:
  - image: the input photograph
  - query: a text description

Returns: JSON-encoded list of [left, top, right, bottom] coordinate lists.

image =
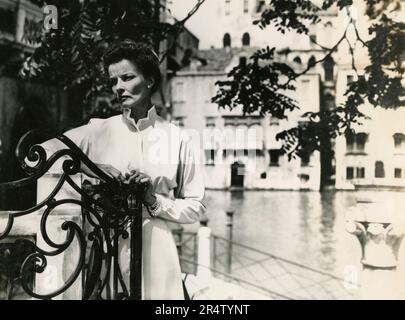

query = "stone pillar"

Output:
[[346, 200, 405, 299], [197, 219, 211, 283], [34, 173, 83, 300]]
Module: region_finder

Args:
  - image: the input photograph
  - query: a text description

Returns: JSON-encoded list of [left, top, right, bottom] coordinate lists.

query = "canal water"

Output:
[[198, 190, 405, 278]]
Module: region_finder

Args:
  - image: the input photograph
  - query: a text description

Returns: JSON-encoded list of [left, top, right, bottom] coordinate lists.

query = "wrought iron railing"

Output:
[[0, 131, 143, 300], [172, 229, 198, 275], [211, 234, 358, 300], [173, 226, 358, 300]]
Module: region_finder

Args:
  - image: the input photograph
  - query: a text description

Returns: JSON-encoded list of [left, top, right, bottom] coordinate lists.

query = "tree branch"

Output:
[[345, 36, 359, 75], [284, 23, 350, 86], [159, 0, 207, 63]]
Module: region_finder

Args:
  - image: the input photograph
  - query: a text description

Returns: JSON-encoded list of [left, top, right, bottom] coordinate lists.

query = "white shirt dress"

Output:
[[39, 106, 206, 299]]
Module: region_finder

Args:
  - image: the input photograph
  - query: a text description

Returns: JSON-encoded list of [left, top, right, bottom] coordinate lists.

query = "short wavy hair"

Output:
[[103, 40, 162, 93]]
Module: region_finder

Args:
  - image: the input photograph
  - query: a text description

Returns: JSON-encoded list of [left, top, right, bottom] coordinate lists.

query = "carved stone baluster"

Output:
[[346, 200, 405, 299]]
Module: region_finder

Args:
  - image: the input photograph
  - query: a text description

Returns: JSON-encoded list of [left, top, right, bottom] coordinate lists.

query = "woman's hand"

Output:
[[81, 162, 125, 182], [124, 170, 156, 206]]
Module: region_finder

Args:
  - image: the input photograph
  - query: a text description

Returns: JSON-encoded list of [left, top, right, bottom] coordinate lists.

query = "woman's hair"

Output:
[[103, 40, 162, 93]]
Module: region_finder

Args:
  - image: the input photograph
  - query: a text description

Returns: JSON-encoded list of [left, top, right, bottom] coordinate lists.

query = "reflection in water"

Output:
[[203, 190, 405, 276]]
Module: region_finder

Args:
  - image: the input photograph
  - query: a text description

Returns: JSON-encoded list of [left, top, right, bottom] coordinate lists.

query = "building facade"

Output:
[[334, 70, 405, 190], [332, 1, 405, 190], [171, 47, 322, 190], [169, 0, 346, 190], [170, 0, 405, 191]]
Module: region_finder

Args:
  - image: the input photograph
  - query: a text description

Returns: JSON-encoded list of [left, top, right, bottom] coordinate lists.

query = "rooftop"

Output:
[[180, 46, 259, 72]]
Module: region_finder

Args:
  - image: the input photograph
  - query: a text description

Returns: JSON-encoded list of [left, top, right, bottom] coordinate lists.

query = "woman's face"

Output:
[[108, 59, 154, 108]]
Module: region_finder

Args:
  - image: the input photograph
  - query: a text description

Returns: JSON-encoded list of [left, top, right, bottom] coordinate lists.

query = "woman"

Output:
[[35, 40, 206, 299]]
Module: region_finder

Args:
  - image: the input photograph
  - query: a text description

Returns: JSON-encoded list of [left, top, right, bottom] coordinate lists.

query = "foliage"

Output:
[[20, 0, 202, 117], [213, 47, 298, 119], [213, 0, 405, 160]]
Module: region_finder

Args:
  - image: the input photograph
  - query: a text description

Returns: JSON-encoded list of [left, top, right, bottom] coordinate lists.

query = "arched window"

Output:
[[346, 132, 368, 153], [239, 56, 247, 67], [242, 32, 250, 46], [293, 56, 302, 64], [323, 56, 335, 81], [308, 55, 316, 68], [393, 133, 405, 149], [223, 33, 231, 48], [375, 161, 385, 178]]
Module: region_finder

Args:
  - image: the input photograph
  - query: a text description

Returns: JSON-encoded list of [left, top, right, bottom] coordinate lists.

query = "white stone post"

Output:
[[35, 173, 83, 300], [197, 218, 212, 283], [346, 200, 405, 300]]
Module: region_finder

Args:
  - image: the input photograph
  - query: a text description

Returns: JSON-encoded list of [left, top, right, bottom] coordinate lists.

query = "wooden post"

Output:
[[226, 210, 234, 275]]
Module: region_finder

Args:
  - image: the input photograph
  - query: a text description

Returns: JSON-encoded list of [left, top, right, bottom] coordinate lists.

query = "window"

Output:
[[260, 172, 267, 179], [244, 0, 249, 13], [347, 167, 365, 179], [223, 33, 231, 48], [301, 151, 311, 167], [346, 132, 367, 153], [323, 56, 335, 81], [300, 174, 310, 182], [239, 56, 247, 67], [205, 149, 216, 165], [375, 161, 385, 178], [172, 116, 185, 127], [347, 75, 355, 86], [293, 56, 302, 64], [225, 0, 231, 15], [205, 117, 216, 127], [393, 133, 405, 150], [395, 168, 402, 178], [346, 167, 354, 180], [256, 0, 266, 13], [242, 33, 250, 46], [269, 149, 282, 166], [224, 118, 235, 126], [355, 133, 367, 152], [356, 167, 365, 178]]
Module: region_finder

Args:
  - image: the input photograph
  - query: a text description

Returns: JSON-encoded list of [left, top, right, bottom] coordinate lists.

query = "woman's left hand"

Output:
[[124, 170, 156, 206]]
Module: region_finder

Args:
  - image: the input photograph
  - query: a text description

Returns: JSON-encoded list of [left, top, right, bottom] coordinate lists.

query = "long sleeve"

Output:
[[154, 138, 206, 224]]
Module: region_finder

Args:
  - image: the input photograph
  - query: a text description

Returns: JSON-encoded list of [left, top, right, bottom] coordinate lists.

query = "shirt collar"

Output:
[[122, 106, 157, 132]]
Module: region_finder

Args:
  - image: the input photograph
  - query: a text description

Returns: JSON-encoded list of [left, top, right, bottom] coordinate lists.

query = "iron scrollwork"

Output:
[[0, 131, 143, 300]]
